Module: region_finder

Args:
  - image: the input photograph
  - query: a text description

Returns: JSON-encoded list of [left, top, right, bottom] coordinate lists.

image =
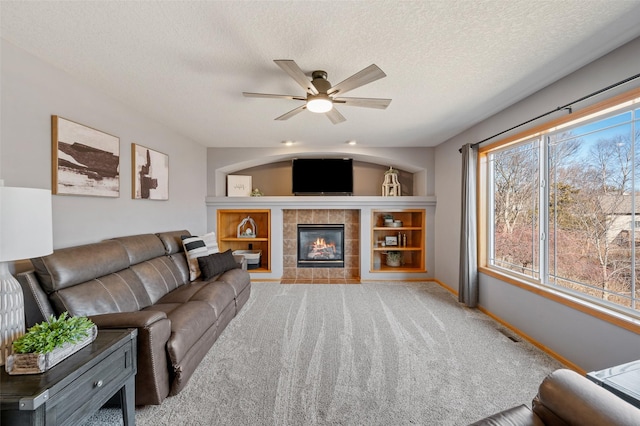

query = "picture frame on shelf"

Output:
[[132, 143, 169, 200], [51, 115, 120, 197], [227, 175, 252, 197], [385, 235, 398, 246]]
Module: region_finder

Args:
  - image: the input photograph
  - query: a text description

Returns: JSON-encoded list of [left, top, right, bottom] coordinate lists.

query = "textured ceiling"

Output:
[[2, 1, 640, 149]]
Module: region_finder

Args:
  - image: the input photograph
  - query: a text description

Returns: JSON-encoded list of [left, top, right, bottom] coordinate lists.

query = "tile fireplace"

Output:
[[283, 209, 360, 283]]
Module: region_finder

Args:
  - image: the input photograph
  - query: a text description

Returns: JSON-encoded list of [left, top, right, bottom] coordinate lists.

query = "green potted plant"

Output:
[[385, 251, 403, 267], [6, 312, 97, 375]]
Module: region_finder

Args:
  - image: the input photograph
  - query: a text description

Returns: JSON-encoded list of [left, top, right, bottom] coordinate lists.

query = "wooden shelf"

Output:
[[373, 247, 422, 251], [220, 237, 269, 242], [371, 209, 426, 273], [217, 209, 271, 273], [372, 226, 422, 231]]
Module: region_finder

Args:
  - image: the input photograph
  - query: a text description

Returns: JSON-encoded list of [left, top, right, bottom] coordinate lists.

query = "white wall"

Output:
[[435, 36, 640, 371], [1, 40, 208, 250]]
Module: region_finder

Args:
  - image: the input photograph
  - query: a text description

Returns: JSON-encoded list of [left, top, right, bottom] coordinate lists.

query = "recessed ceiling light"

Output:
[[346, 140, 357, 145], [282, 140, 295, 146]]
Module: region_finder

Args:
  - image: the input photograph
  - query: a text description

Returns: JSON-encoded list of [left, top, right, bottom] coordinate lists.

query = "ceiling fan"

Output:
[[243, 59, 391, 124]]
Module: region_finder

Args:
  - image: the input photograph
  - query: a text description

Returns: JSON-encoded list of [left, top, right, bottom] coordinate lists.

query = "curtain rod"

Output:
[[458, 72, 640, 153]]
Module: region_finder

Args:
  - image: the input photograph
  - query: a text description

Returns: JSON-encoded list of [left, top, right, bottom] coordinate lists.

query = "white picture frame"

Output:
[[227, 175, 252, 197]]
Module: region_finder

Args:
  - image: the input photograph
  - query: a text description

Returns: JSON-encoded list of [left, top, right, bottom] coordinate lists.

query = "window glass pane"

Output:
[[490, 141, 539, 277], [548, 111, 636, 311]]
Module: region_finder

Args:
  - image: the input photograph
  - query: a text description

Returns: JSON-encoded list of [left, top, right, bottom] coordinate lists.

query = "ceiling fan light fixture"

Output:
[[306, 95, 333, 113]]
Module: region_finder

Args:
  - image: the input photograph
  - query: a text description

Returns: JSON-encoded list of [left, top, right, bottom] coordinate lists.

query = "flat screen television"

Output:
[[292, 158, 353, 195]]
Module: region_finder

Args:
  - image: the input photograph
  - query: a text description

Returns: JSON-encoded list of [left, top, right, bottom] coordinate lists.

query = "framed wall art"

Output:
[[51, 115, 120, 197], [132, 143, 169, 200], [227, 175, 252, 197]]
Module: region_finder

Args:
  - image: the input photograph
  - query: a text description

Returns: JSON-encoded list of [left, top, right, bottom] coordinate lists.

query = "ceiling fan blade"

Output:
[[275, 105, 307, 121], [333, 97, 392, 109], [327, 64, 386, 96], [243, 92, 306, 101], [326, 107, 346, 124], [274, 59, 319, 95]]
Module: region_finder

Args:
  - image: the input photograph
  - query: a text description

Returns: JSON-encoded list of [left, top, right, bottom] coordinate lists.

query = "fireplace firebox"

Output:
[[297, 224, 345, 268]]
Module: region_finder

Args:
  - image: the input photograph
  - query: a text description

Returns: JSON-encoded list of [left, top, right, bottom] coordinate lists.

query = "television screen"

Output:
[[292, 158, 353, 195]]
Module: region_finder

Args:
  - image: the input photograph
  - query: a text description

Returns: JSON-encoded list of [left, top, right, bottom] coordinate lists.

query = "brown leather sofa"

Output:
[[16, 230, 251, 406], [470, 369, 640, 425]]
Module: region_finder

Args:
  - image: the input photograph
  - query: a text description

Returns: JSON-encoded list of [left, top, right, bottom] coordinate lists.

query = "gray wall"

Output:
[[1, 40, 208, 250], [434, 36, 640, 371]]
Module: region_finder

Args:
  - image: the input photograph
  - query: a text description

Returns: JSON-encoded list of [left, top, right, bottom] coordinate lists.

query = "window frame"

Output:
[[478, 87, 640, 334]]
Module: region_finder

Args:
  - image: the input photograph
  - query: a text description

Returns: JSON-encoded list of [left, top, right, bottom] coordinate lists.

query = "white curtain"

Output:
[[459, 143, 478, 307]]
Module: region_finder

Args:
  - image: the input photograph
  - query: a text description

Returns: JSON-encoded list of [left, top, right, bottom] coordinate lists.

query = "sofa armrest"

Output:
[[90, 310, 172, 405], [89, 310, 167, 328], [17, 270, 56, 327], [469, 404, 542, 426], [233, 254, 248, 271], [533, 369, 640, 426]]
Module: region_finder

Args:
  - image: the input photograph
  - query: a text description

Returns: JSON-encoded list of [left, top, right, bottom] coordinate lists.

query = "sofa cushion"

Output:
[[215, 267, 250, 299], [110, 234, 166, 265], [156, 230, 192, 283], [150, 301, 217, 365], [32, 240, 130, 292], [156, 281, 235, 320], [50, 268, 152, 316], [188, 281, 236, 318], [130, 257, 186, 304], [182, 232, 219, 281], [157, 230, 191, 255], [197, 249, 237, 280]]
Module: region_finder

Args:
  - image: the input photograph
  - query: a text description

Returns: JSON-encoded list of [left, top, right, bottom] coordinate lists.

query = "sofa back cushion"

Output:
[[112, 233, 186, 304], [157, 230, 191, 284], [111, 233, 166, 264], [50, 268, 152, 316], [32, 240, 130, 292], [31, 240, 153, 316]]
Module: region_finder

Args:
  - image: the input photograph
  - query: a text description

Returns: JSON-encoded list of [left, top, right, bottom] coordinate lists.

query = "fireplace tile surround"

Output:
[[282, 209, 360, 284]]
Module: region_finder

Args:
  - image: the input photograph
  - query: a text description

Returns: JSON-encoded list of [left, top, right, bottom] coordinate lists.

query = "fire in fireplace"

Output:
[[297, 224, 345, 268]]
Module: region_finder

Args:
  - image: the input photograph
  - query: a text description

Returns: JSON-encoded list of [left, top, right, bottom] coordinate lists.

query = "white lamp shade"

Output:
[[0, 187, 53, 262]]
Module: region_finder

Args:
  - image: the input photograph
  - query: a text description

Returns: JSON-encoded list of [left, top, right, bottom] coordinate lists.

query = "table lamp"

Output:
[[0, 185, 53, 365]]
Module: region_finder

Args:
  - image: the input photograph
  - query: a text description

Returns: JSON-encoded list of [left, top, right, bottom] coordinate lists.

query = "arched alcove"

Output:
[[211, 148, 430, 197]]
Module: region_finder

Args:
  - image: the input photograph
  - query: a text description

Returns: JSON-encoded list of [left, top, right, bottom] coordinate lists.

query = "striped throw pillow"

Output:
[[181, 232, 219, 281]]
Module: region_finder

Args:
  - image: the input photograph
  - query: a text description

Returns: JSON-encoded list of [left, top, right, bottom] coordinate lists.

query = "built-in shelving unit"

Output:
[[371, 209, 425, 273], [217, 209, 271, 273]]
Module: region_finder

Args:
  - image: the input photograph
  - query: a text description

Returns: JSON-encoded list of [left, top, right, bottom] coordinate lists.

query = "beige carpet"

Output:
[[85, 281, 563, 425]]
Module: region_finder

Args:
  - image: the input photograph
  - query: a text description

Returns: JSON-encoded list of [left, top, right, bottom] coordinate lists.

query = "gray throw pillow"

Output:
[[198, 249, 237, 280]]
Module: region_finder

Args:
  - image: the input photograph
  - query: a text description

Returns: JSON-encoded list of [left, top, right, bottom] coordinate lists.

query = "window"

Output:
[[482, 90, 640, 319]]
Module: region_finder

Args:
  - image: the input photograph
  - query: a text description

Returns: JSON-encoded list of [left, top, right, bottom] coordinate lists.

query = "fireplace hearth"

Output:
[[297, 224, 345, 268]]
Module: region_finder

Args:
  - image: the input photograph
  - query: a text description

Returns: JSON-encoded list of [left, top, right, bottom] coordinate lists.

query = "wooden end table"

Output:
[[1, 328, 137, 426]]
